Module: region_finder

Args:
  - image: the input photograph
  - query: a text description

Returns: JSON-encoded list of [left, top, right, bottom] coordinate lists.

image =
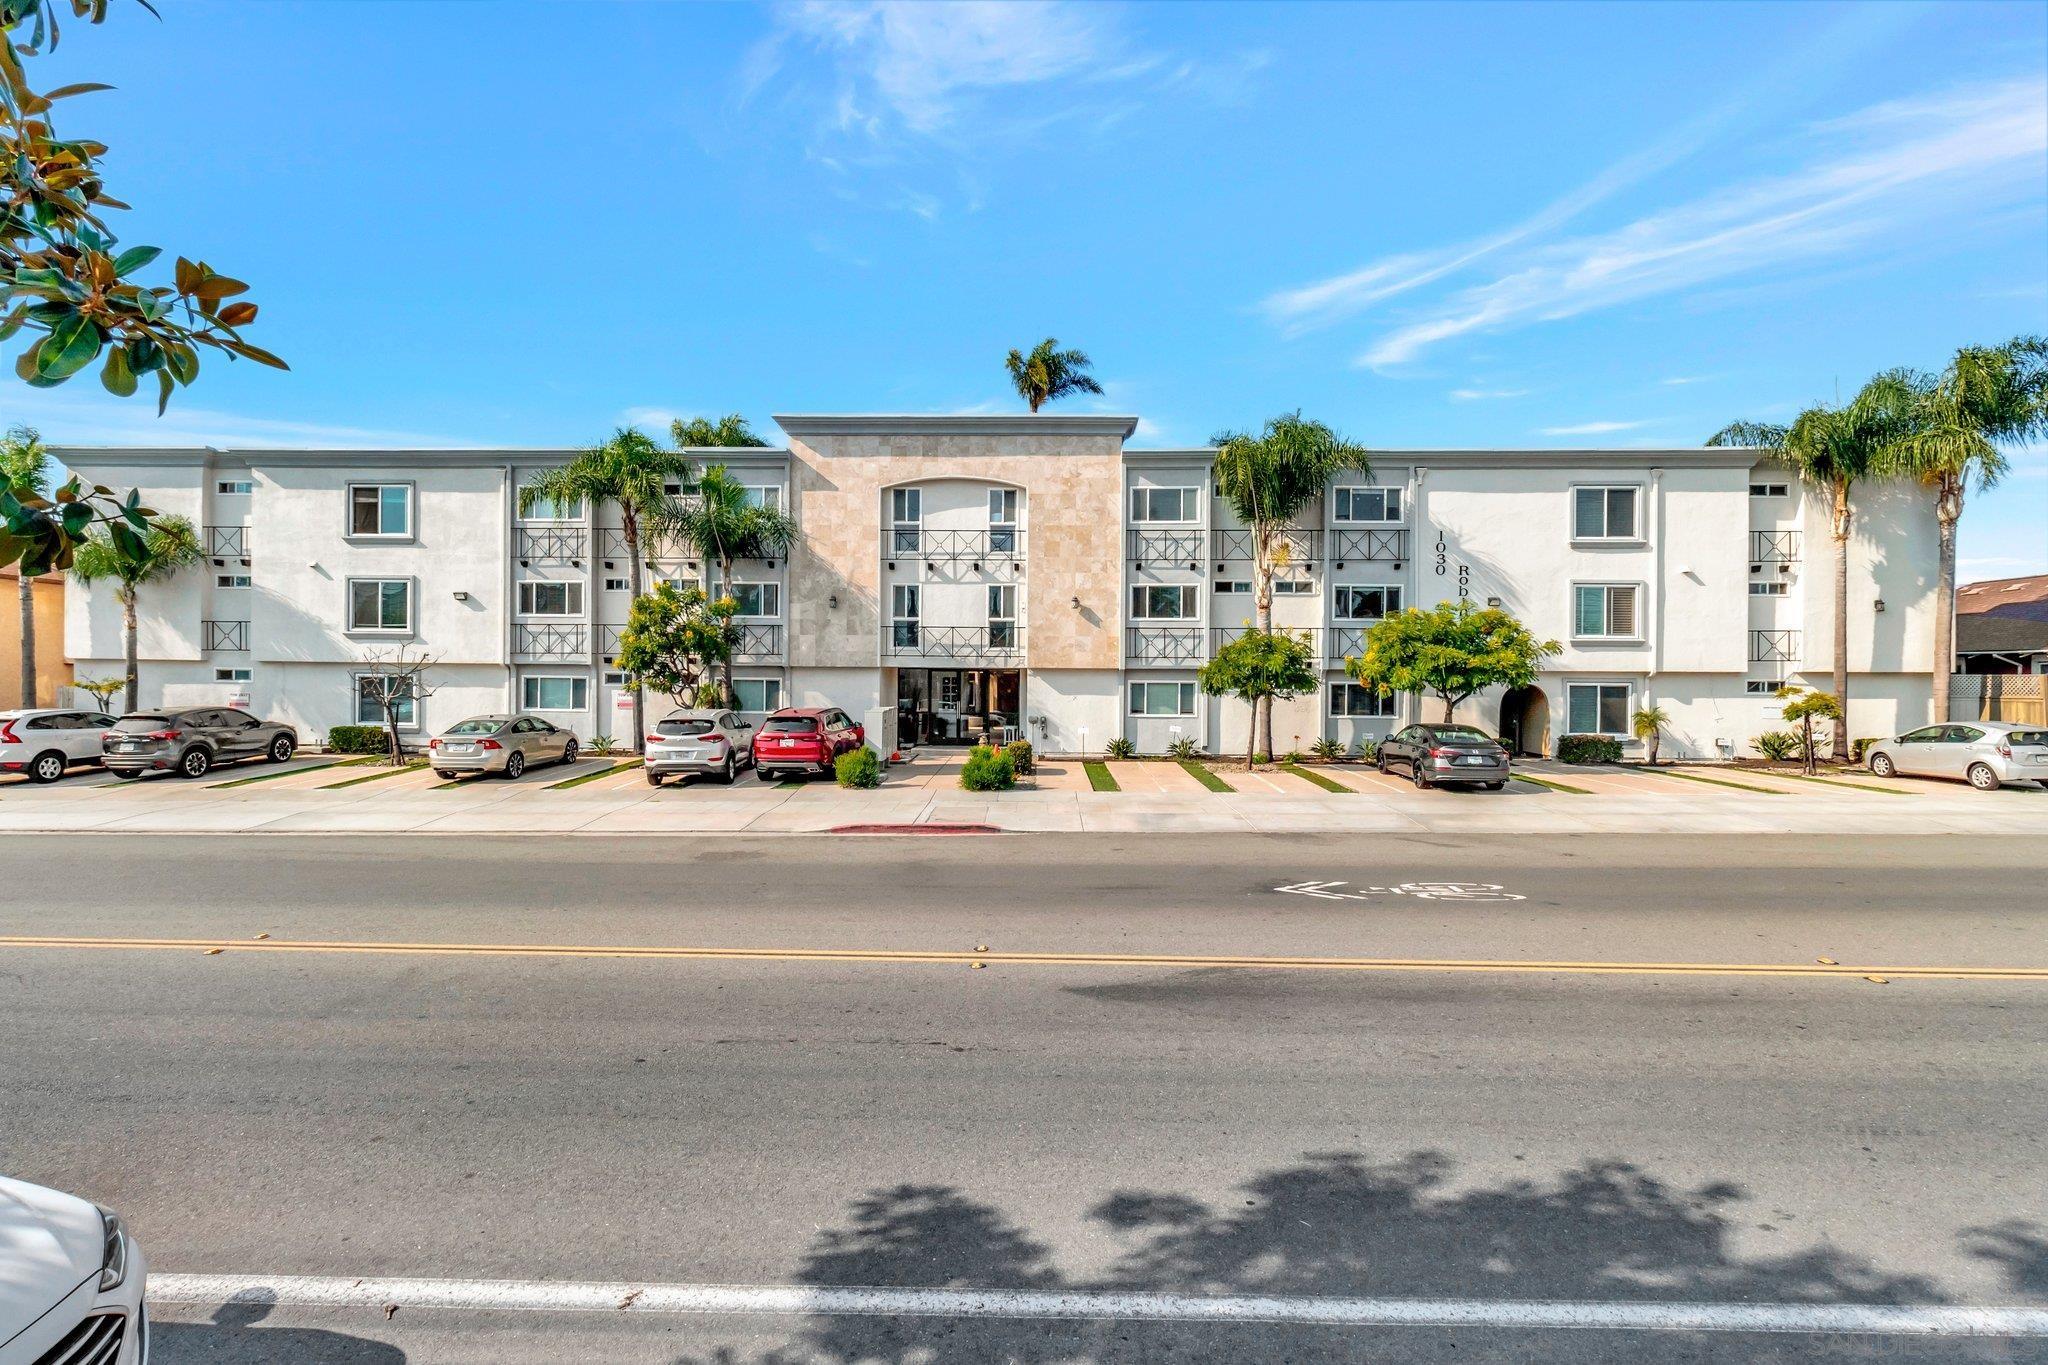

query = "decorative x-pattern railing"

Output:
[[884, 623, 1026, 661], [514, 623, 590, 660], [1328, 528, 1407, 565], [202, 619, 248, 652], [1750, 530, 1801, 563], [1750, 629, 1800, 664], [205, 525, 249, 559], [1126, 529, 1207, 568], [516, 527, 589, 561], [1212, 528, 1320, 567], [881, 529, 1026, 564], [1125, 625, 1207, 667]]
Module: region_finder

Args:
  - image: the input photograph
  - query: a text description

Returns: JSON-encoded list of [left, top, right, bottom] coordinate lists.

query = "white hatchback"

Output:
[[0, 709, 119, 784], [0, 1176, 147, 1364]]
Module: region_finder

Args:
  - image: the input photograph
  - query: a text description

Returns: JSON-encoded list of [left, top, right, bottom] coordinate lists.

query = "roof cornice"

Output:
[[774, 413, 1140, 439]]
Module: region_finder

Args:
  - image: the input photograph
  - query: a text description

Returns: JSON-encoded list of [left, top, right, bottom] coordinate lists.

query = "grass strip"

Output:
[[1280, 763, 1352, 793], [1180, 760, 1234, 793], [1083, 761, 1119, 792], [1772, 770, 1910, 796], [320, 759, 428, 789], [546, 758, 642, 790], [1652, 767, 1785, 795], [208, 759, 354, 789], [1511, 773, 1592, 795]]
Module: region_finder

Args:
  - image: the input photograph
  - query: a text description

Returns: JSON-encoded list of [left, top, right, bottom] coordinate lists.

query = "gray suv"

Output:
[[104, 707, 298, 780]]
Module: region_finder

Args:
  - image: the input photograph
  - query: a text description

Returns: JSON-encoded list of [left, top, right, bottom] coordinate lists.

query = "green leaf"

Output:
[[165, 342, 199, 384], [43, 82, 117, 101], [226, 340, 287, 370], [99, 343, 135, 396], [109, 519, 144, 562], [14, 337, 44, 381], [111, 244, 160, 277], [127, 336, 161, 372], [35, 312, 102, 381], [155, 367, 173, 415]]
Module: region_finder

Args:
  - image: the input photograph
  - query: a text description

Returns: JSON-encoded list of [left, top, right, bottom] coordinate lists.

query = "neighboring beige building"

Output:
[[0, 563, 71, 708]]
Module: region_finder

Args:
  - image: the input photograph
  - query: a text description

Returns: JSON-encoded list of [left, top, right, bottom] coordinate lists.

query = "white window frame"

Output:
[[353, 671, 418, 728], [602, 577, 629, 593], [988, 487, 1019, 552], [1332, 584, 1401, 621], [1273, 578, 1316, 596], [727, 581, 782, 619], [1215, 580, 1253, 595], [890, 487, 922, 553], [1130, 584, 1197, 620], [215, 479, 253, 495], [1745, 678, 1784, 695], [346, 577, 414, 635], [1567, 681, 1632, 737], [1572, 582, 1642, 642], [1571, 484, 1642, 542], [731, 677, 784, 713], [1748, 482, 1790, 498], [214, 573, 252, 589], [891, 583, 920, 647], [515, 486, 585, 522], [1129, 486, 1197, 524], [1749, 580, 1789, 596], [1328, 682, 1395, 717], [521, 675, 589, 711], [517, 580, 585, 617], [214, 667, 252, 683], [1128, 681, 1197, 716], [1333, 486, 1402, 524], [741, 485, 783, 512], [347, 482, 414, 540]]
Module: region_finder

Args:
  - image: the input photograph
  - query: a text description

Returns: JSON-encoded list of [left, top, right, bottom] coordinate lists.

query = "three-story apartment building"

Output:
[[59, 414, 1939, 759]]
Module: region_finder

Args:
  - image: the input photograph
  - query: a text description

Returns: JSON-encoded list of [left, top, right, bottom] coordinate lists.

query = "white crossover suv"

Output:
[[0, 1176, 147, 1364]]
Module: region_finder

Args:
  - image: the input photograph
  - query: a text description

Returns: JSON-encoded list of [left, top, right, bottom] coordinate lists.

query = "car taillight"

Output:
[[1997, 742, 2012, 758], [479, 739, 502, 750], [645, 735, 664, 745], [1429, 747, 1449, 758], [146, 730, 181, 741], [0, 720, 18, 745], [427, 738, 440, 749]]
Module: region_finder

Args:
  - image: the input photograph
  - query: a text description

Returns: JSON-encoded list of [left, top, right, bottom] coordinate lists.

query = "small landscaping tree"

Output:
[[69, 513, 201, 711], [1347, 599, 1559, 724], [1631, 704, 1670, 766], [1775, 686, 1842, 776], [612, 582, 737, 713], [355, 645, 439, 765], [1198, 628, 1318, 770], [663, 465, 797, 706], [73, 674, 124, 711]]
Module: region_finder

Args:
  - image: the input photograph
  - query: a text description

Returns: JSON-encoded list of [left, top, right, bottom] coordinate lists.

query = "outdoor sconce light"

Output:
[[926, 561, 937, 572], [686, 560, 698, 571], [972, 562, 982, 572], [1487, 596, 1503, 608], [570, 559, 581, 568], [1393, 561, 1404, 571], [1188, 562, 1198, 572], [604, 560, 615, 569], [1216, 563, 1227, 574], [828, 594, 839, 609], [211, 557, 224, 567], [239, 558, 250, 568], [887, 561, 896, 571], [453, 591, 470, 602], [1874, 598, 1887, 612], [1335, 560, 1345, 569], [1134, 562, 1144, 573], [766, 559, 777, 569], [1070, 595, 1081, 609], [1779, 564, 1791, 575], [519, 559, 530, 567]]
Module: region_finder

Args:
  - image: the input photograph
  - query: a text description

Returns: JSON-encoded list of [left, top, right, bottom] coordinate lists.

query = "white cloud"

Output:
[[1449, 387, 1530, 402], [1659, 375, 1714, 386], [618, 407, 686, 432], [6, 388, 469, 449], [1539, 420, 1649, 436]]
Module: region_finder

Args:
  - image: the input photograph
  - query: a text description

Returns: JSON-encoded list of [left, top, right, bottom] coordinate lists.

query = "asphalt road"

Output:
[[2, 833, 2044, 1363]]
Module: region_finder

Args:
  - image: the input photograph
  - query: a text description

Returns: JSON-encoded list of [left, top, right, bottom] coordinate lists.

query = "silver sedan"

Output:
[[428, 714, 579, 779]]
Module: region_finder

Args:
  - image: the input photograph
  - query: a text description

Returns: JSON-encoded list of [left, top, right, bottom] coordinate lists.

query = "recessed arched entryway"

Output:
[[1499, 685, 1549, 757]]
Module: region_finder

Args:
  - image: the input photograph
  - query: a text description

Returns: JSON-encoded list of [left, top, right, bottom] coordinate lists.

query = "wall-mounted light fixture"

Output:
[[453, 591, 470, 602], [1486, 596, 1503, 608], [1874, 598, 1887, 613], [828, 594, 839, 609], [1070, 595, 1081, 609]]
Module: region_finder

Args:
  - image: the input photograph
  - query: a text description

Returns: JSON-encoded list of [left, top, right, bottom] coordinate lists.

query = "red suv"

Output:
[[752, 707, 864, 781]]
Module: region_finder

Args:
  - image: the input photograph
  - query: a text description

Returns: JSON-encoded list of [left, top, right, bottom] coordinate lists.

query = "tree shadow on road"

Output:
[[673, 1151, 2036, 1365]]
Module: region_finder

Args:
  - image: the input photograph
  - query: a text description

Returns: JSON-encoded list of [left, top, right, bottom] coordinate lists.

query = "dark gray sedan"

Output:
[[103, 707, 298, 779], [1377, 723, 1511, 790]]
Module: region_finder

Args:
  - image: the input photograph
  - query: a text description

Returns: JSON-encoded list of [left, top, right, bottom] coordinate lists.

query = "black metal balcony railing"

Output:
[[1125, 624, 1207, 666], [203, 619, 248, 652], [1325, 625, 1371, 665], [513, 623, 590, 660], [1213, 624, 1327, 658], [205, 525, 249, 559], [596, 528, 689, 563], [599, 621, 783, 663], [1751, 530, 1801, 564], [516, 526, 589, 562], [1750, 629, 1800, 664], [1127, 529, 1207, 568], [1329, 528, 1408, 565], [883, 623, 1026, 661], [881, 529, 1026, 564], [1213, 528, 1320, 567]]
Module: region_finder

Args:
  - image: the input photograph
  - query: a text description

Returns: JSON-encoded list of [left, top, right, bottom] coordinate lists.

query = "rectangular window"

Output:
[[1333, 486, 1401, 523], [727, 581, 781, 618], [1329, 683, 1395, 717], [1215, 580, 1253, 595], [354, 672, 416, 726], [890, 487, 922, 552], [603, 577, 629, 593], [215, 573, 252, 589], [1129, 486, 1197, 523], [988, 488, 1018, 552], [216, 480, 253, 495], [1748, 482, 1789, 497], [1274, 578, 1315, 596], [1572, 485, 1640, 540], [348, 483, 412, 538], [1128, 681, 1197, 716], [988, 583, 1017, 647], [522, 675, 588, 711], [1749, 580, 1789, 596], [1567, 682, 1630, 736], [1333, 585, 1400, 620], [1745, 679, 1783, 695], [1130, 584, 1197, 619], [517, 580, 584, 616], [1572, 583, 1640, 640], [516, 487, 584, 521], [732, 678, 784, 712], [214, 667, 252, 683], [891, 583, 919, 647], [346, 578, 412, 633], [741, 485, 782, 511]]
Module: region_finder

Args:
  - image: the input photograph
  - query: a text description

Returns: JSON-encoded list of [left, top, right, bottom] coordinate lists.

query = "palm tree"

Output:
[[1213, 411, 1372, 760], [1630, 704, 1669, 766], [519, 428, 694, 751], [1709, 373, 1914, 761], [1, 426, 50, 706], [671, 414, 769, 448], [1004, 339, 1103, 413], [1879, 337, 2048, 721], [70, 514, 203, 713], [664, 465, 798, 706]]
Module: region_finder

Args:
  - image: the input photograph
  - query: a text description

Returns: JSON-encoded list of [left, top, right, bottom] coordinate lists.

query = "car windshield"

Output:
[[1427, 725, 1495, 741], [658, 719, 716, 736], [113, 715, 172, 732], [2009, 730, 2048, 747], [444, 718, 503, 736], [764, 716, 819, 733]]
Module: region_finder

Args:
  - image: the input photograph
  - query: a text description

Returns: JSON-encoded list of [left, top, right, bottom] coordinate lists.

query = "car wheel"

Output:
[[719, 754, 737, 785], [647, 770, 664, 787], [758, 767, 777, 782], [1869, 752, 1895, 778], [504, 751, 526, 780], [435, 770, 457, 780], [1411, 762, 1430, 790], [179, 747, 213, 779], [1481, 780, 1506, 791], [561, 740, 579, 767], [28, 750, 66, 783], [112, 769, 142, 780], [1967, 762, 2000, 792], [269, 734, 296, 763]]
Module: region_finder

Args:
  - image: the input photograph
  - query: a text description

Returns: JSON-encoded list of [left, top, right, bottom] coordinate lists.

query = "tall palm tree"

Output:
[[671, 414, 769, 448], [1710, 373, 1915, 760], [664, 465, 798, 706], [1, 425, 50, 706], [1004, 339, 1104, 413], [70, 514, 203, 713], [1879, 337, 2048, 722], [519, 428, 694, 751], [1212, 411, 1372, 759]]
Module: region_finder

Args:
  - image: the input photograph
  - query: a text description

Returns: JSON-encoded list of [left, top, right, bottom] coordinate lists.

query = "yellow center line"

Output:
[[0, 935, 2042, 980]]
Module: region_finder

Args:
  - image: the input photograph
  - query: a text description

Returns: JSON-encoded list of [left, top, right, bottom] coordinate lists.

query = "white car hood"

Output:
[[0, 1176, 99, 1343]]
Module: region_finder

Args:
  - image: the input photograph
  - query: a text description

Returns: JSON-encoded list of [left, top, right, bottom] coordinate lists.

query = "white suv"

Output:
[[0, 1176, 147, 1364], [0, 709, 119, 784]]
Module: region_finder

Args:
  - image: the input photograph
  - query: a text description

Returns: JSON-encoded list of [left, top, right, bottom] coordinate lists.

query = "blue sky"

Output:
[[10, 1, 2045, 578]]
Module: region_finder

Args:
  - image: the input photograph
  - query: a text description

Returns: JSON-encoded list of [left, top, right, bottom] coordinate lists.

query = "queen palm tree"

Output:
[[1879, 336, 2048, 721], [671, 414, 768, 448], [1, 426, 50, 706], [1004, 339, 1103, 413], [70, 514, 203, 713], [519, 428, 694, 750], [1709, 372, 1915, 761], [1213, 411, 1372, 760], [664, 465, 798, 706]]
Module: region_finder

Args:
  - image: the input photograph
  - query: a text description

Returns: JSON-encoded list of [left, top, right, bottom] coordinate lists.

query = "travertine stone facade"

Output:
[[778, 416, 1133, 671]]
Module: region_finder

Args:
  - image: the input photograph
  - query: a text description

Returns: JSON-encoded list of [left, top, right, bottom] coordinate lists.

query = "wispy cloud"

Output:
[[1449, 387, 1530, 402], [1539, 420, 1650, 436], [1660, 375, 1715, 387], [8, 389, 469, 449]]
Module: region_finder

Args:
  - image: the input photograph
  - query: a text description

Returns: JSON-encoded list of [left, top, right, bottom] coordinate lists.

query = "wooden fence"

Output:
[[1951, 674, 2047, 726]]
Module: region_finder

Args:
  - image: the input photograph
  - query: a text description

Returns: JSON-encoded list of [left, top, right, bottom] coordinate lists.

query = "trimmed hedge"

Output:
[[1557, 734, 1623, 764], [960, 744, 1016, 792], [835, 747, 881, 789], [1002, 739, 1035, 775], [325, 725, 391, 755]]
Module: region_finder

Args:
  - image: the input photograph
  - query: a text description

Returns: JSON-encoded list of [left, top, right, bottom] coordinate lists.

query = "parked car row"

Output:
[[0, 706, 297, 783], [644, 706, 867, 786]]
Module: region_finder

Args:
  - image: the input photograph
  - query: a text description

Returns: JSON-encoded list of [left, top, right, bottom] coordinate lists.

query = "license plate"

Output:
[[112, 741, 141, 752], [445, 744, 473, 754], [1456, 756, 1491, 766], [2029, 754, 2048, 764], [674, 749, 702, 761], [778, 738, 797, 747]]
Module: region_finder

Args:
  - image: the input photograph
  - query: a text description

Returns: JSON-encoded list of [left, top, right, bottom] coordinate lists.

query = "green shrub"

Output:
[[1002, 739, 1035, 775], [1166, 736, 1200, 760], [1104, 737, 1136, 759], [325, 725, 390, 755], [1557, 734, 1623, 764], [835, 747, 881, 789], [959, 744, 1016, 792], [1852, 736, 1881, 762], [1352, 736, 1379, 762], [1281, 749, 1305, 764], [1310, 737, 1346, 761], [586, 732, 617, 756], [1752, 730, 1801, 761]]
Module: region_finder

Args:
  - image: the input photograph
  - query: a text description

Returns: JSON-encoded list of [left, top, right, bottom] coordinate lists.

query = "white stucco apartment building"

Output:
[[58, 414, 1940, 759]]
